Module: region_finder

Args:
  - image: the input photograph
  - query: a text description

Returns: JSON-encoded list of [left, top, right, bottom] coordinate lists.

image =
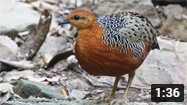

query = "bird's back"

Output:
[[97, 12, 159, 60]]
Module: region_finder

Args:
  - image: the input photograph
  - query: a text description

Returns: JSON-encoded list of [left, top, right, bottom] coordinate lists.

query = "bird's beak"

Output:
[[59, 18, 71, 25]]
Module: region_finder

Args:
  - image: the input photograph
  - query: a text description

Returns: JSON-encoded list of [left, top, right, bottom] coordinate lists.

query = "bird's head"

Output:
[[59, 9, 96, 29]]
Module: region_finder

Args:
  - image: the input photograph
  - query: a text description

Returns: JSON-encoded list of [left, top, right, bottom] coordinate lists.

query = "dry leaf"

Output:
[[61, 86, 68, 98]]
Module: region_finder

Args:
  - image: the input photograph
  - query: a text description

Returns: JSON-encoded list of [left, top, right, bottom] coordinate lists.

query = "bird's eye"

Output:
[[74, 15, 80, 20]]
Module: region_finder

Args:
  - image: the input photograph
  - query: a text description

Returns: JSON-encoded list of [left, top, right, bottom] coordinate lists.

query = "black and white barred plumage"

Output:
[[97, 12, 159, 60]]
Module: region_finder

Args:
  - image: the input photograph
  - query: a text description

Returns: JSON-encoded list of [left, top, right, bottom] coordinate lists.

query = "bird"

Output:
[[59, 9, 159, 101]]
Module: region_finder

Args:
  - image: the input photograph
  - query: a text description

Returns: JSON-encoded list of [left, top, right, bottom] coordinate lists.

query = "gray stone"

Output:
[[67, 55, 77, 64], [0, 83, 14, 104], [92, 89, 103, 94], [96, 76, 115, 85], [134, 37, 187, 89], [70, 90, 89, 100], [0, 36, 18, 60], [0, 0, 40, 34], [161, 15, 187, 42], [163, 4, 184, 18], [34, 36, 68, 64], [4, 70, 34, 82], [76, 0, 83, 7], [12, 80, 66, 99], [160, 4, 187, 42], [65, 79, 90, 90], [37, 36, 68, 55], [81, 0, 161, 27]]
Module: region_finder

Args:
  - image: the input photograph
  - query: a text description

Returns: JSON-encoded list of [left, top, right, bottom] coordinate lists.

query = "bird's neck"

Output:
[[78, 21, 104, 40]]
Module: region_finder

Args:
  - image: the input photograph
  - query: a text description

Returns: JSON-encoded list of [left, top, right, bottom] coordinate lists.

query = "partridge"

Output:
[[59, 9, 159, 101]]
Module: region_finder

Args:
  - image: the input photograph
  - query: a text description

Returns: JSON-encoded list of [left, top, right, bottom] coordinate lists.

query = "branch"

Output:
[[17, 10, 52, 60], [0, 59, 39, 71]]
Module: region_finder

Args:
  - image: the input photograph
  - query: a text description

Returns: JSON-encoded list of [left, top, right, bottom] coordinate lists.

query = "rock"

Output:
[[4, 69, 61, 84], [0, 0, 40, 35], [161, 15, 187, 42], [96, 76, 115, 85], [67, 55, 77, 64], [53, 59, 69, 71], [37, 36, 68, 55], [70, 90, 89, 100], [0, 77, 3, 82], [0, 36, 18, 60], [76, 0, 83, 7], [161, 4, 187, 42], [65, 79, 91, 90], [92, 89, 103, 94], [0, 83, 14, 104], [35, 53, 53, 65], [0, 83, 14, 94], [134, 37, 187, 89], [81, 0, 161, 27], [4, 70, 34, 82], [12, 80, 66, 99], [47, 50, 74, 68], [163, 4, 184, 18], [35, 36, 68, 64], [30, 1, 55, 11], [64, 25, 78, 38]]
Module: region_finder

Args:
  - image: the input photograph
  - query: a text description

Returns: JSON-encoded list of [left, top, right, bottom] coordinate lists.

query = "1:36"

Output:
[[155, 87, 180, 97]]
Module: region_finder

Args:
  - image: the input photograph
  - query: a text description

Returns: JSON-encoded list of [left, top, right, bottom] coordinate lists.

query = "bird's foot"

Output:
[[109, 98, 129, 105]]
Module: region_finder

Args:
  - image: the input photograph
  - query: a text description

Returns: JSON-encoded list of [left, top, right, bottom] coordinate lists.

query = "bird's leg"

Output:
[[108, 76, 121, 101], [122, 71, 135, 101]]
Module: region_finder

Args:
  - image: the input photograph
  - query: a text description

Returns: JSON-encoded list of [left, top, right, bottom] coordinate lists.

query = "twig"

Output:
[[0, 59, 39, 70], [17, 10, 52, 60]]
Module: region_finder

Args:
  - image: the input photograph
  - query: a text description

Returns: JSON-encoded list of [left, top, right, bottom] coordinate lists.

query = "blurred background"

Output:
[[0, 0, 187, 104]]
